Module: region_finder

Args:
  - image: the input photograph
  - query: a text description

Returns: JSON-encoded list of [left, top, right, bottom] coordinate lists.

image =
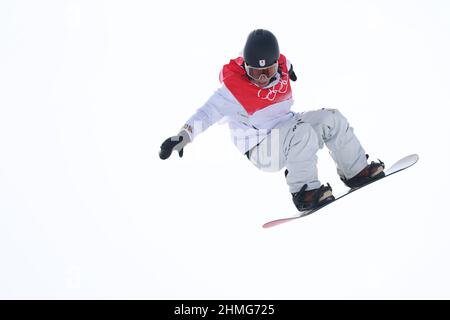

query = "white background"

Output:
[[1, 0, 449, 299]]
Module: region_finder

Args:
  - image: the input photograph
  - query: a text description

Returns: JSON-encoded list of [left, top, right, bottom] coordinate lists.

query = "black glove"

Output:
[[289, 65, 297, 81], [159, 130, 191, 160]]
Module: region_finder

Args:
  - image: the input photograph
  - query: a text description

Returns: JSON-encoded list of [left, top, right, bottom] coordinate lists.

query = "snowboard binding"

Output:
[[292, 183, 335, 212], [341, 156, 386, 189]]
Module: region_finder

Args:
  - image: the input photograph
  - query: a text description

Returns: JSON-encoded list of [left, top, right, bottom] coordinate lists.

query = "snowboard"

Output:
[[263, 154, 419, 228]]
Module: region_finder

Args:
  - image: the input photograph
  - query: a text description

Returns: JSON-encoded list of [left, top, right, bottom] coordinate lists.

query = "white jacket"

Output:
[[182, 60, 295, 154]]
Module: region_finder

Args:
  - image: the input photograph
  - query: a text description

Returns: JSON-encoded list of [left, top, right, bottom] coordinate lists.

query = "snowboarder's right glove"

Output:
[[159, 130, 191, 160]]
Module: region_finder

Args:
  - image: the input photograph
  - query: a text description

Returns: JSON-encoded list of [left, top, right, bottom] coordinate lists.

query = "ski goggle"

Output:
[[244, 62, 279, 81]]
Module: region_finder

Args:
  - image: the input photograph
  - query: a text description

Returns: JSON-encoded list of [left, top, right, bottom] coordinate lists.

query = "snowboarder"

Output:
[[159, 29, 385, 212]]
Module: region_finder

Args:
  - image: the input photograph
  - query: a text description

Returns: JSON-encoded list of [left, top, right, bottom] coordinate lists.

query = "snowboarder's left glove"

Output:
[[159, 130, 191, 160], [289, 65, 297, 81]]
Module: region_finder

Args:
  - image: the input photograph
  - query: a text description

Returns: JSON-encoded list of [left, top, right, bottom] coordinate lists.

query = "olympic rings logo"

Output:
[[257, 74, 289, 101]]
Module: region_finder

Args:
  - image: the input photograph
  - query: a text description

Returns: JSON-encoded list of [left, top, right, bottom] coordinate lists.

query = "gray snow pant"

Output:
[[248, 109, 368, 193]]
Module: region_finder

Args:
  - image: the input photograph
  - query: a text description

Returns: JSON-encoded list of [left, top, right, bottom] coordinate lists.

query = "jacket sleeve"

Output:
[[181, 88, 226, 141]]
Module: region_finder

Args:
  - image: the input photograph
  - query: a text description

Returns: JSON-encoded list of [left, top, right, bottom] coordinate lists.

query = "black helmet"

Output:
[[243, 29, 280, 68]]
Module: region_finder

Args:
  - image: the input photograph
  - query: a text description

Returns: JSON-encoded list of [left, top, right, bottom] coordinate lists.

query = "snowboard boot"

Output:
[[292, 183, 335, 212], [341, 156, 385, 189]]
